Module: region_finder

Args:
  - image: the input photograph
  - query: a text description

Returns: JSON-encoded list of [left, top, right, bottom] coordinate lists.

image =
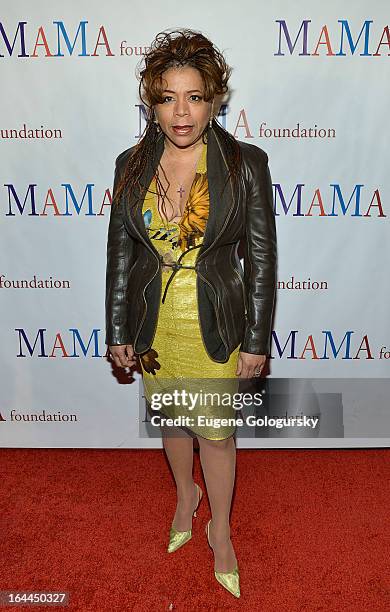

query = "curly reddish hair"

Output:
[[139, 28, 231, 106]]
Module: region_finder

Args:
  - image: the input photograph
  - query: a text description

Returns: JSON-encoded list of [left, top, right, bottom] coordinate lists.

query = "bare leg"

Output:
[[197, 434, 237, 572], [161, 424, 200, 531]]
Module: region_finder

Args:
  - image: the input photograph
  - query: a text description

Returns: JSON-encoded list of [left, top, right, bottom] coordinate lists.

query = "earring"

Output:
[[209, 100, 214, 128], [152, 109, 160, 132]]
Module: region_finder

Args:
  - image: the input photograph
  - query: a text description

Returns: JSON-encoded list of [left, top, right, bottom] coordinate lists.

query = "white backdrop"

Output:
[[1, 1, 389, 448]]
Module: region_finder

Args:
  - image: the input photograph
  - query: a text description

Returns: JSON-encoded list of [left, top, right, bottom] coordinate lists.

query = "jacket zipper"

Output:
[[197, 269, 229, 360], [231, 242, 247, 314], [133, 260, 162, 353], [122, 191, 163, 353], [232, 264, 247, 315]]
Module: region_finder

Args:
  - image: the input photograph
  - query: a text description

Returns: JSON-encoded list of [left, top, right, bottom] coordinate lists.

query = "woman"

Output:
[[105, 28, 277, 599]]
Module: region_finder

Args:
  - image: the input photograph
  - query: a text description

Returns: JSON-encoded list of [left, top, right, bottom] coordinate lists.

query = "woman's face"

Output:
[[153, 66, 213, 149]]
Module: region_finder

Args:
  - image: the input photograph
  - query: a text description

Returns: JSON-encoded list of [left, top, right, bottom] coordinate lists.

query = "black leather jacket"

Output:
[[105, 121, 277, 363]]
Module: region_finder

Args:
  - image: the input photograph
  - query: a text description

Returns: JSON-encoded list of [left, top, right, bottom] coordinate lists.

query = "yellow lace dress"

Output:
[[139, 140, 240, 440]]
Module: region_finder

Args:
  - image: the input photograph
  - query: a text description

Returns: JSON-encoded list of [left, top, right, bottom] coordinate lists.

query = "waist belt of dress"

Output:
[[162, 261, 197, 270], [158, 245, 200, 304]]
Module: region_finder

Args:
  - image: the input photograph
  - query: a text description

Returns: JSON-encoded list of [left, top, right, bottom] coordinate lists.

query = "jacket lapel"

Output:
[[201, 124, 235, 255], [123, 124, 234, 256]]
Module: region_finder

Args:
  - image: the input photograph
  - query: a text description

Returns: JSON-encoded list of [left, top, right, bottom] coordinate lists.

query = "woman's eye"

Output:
[[162, 95, 203, 103]]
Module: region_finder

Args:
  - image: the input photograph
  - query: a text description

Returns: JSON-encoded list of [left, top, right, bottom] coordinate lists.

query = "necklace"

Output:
[[161, 143, 204, 202]]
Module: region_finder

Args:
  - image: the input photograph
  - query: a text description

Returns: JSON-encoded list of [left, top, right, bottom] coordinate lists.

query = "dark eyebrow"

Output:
[[162, 89, 203, 94]]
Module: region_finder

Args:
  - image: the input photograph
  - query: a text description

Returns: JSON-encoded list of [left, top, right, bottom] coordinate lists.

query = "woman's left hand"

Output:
[[236, 352, 266, 378]]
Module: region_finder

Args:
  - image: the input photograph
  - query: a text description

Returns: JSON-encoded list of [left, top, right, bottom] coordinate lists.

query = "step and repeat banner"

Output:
[[1, 1, 389, 448]]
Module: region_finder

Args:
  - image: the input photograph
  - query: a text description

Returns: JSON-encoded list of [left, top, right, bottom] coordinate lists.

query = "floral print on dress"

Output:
[[177, 173, 209, 251], [142, 170, 209, 253]]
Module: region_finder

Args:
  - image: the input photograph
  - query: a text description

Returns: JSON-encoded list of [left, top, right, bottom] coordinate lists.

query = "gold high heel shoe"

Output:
[[167, 482, 203, 553], [205, 519, 241, 598]]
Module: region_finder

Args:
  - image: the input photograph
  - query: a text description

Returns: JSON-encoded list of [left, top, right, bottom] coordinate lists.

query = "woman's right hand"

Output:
[[109, 344, 137, 369]]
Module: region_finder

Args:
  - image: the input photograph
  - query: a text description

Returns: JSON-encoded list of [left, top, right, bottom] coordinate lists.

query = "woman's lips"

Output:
[[172, 125, 193, 135]]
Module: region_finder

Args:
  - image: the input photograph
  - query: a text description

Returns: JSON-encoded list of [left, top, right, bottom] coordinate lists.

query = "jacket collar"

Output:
[[124, 122, 235, 258]]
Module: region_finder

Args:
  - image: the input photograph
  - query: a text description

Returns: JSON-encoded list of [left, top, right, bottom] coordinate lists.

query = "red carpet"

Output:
[[0, 448, 389, 611]]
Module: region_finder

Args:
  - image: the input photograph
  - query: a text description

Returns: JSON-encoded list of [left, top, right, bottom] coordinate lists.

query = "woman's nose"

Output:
[[174, 97, 189, 116]]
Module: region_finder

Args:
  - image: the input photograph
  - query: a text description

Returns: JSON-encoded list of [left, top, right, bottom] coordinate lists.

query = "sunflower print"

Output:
[[177, 173, 209, 252]]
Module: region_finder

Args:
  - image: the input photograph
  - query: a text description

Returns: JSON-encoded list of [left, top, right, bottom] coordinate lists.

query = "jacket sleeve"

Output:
[[240, 149, 277, 356], [105, 152, 136, 346]]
